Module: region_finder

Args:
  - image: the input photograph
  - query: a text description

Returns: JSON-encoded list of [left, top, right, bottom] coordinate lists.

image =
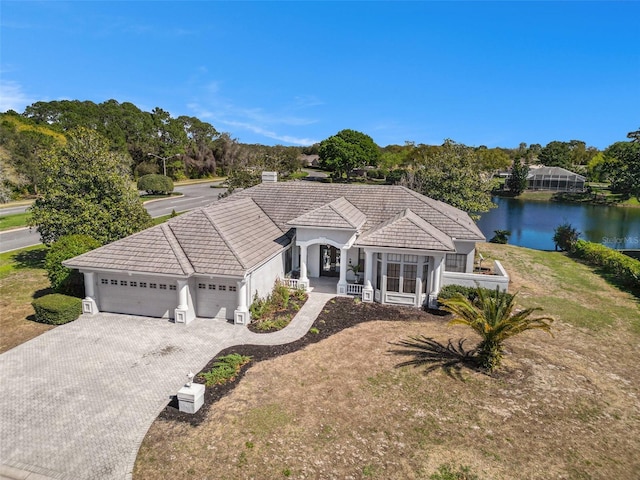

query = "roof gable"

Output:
[[355, 208, 455, 251], [287, 197, 366, 230], [63, 224, 195, 276]]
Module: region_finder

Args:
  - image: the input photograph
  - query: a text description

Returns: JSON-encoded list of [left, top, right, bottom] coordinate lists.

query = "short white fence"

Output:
[[282, 278, 300, 289], [346, 283, 363, 296]]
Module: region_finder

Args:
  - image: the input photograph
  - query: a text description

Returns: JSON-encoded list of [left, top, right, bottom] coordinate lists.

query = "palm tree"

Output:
[[440, 287, 553, 372]]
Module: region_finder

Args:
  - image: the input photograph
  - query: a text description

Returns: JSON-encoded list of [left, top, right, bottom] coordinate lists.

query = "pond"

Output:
[[476, 197, 640, 251]]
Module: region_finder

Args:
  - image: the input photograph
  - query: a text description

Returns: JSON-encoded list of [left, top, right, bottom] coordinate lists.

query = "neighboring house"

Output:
[[64, 173, 508, 325], [527, 166, 586, 191]]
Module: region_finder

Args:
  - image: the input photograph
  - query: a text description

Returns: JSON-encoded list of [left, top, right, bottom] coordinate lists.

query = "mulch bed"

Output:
[[160, 298, 447, 426]]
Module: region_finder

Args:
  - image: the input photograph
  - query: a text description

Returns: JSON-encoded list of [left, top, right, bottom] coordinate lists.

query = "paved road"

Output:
[[0, 292, 335, 480], [0, 182, 225, 253]]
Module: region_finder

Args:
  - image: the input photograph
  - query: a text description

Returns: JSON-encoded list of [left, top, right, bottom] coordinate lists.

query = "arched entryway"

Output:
[[320, 245, 341, 277]]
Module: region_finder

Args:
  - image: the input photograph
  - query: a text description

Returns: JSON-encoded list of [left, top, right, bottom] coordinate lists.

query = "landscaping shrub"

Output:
[[32, 294, 82, 325], [198, 353, 251, 386], [553, 222, 580, 252], [489, 229, 511, 244], [45, 234, 101, 296], [137, 174, 174, 195], [572, 239, 640, 289], [438, 284, 514, 305]]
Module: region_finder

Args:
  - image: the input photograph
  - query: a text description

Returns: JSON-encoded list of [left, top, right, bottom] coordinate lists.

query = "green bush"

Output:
[[438, 284, 514, 305], [553, 222, 580, 252], [489, 229, 511, 244], [32, 294, 82, 325], [45, 234, 101, 296], [572, 239, 640, 288], [137, 174, 174, 195], [198, 353, 251, 386]]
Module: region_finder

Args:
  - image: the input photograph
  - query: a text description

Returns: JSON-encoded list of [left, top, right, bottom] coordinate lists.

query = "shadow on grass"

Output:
[[32, 286, 54, 300], [389, 336, 481, 380], [13, 247, 47, 270]]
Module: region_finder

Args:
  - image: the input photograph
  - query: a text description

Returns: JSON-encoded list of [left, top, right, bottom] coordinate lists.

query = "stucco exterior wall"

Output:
[[250, 252, 286, 300], [453, 240, 476, 273], [307, 244, 320, 278], [442, 260, 509, 292], [295, 227, 356, 246]]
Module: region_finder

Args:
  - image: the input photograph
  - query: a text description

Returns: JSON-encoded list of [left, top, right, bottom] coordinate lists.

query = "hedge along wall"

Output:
[[572, 240, 640, 289]]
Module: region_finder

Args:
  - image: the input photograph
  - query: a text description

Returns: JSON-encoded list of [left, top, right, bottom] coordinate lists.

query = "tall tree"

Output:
[[603, 140, 640, 199], [538, 141, 571, 169], [400, 140, 496, 218], [318, 129, 379, 179], [29, 128, 152, 245], [506, 159, 529, 196]]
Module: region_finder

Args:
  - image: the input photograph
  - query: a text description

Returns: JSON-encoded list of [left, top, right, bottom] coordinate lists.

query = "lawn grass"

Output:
[[478, 243, 639, 333], [0, 211, 31, 231], [517, 190, 554, 202], [135, 243, 640, 480], [0, 244, 53, 353]]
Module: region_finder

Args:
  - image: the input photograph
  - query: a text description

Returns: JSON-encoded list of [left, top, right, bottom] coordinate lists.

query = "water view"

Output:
[[476, 197, 640, 251]]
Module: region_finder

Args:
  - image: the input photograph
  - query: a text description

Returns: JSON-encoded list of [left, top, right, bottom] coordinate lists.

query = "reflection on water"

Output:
[[476, 197, 640, 251]]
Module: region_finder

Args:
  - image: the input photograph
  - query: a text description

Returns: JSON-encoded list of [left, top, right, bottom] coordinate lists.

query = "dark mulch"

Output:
[[159, 298, 448, 426]]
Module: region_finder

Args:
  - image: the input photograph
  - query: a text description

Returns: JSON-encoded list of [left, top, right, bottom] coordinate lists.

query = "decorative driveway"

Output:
[[0, 292, 334, 480]]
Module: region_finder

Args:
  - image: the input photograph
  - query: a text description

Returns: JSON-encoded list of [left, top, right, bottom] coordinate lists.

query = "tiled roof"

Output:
[[62, 224, 195, 276], [287, 197, 366, 230], [355, 209, 455, 251], [65, 182, 484, 277], [230, 182, 484, 241], [64, 197, 288, 277]]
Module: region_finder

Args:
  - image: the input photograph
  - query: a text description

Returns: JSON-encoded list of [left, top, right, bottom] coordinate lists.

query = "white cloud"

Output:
[[0, 80, 33, 112], [187, 87, 321, 146]]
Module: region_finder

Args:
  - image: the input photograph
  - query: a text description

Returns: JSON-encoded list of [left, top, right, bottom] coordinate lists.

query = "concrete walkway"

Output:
[[0, 292, 335, 480]]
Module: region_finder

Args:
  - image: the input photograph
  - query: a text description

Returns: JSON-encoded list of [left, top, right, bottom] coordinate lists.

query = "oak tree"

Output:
[[29, 128, 152, 244]]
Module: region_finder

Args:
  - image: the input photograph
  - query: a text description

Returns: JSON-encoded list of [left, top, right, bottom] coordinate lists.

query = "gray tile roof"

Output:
[[355, 208, 455, 251], [65, 181, 484, 277], [64, 197, 288, 277], [287, 197, 366, 230], [230, 182, 485, 241]]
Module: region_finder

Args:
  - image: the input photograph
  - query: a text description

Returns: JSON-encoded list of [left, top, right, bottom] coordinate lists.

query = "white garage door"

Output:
[[97, 275, 177, 318], [196, 280, 237, 320]]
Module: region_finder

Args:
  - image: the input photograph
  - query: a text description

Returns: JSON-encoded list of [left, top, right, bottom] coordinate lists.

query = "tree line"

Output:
[[0, 99, 303, 199]]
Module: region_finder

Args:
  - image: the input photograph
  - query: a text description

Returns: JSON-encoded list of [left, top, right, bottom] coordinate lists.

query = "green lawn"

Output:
[[0, 212, 31, 231]]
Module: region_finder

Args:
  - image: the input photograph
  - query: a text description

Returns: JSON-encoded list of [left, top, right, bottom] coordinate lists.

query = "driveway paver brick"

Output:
[[0, 292, 334, 480]]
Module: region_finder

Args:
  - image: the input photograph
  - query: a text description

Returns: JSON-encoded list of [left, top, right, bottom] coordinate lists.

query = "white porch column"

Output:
[[429, 254, 445, 308], [234, 278, 250, 325], [362, 250, 374, 302], [175, 279, 195, 324], [81, 271, 98, 314], [337, 246, 349, 295], [298, 244, 309, 291]]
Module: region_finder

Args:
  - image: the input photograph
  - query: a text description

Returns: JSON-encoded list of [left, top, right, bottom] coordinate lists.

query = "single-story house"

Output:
[[64, 173, 508, 325], [527, 166, 586, 191]]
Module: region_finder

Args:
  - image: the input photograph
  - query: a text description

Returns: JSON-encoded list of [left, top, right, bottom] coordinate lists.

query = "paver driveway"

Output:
[[0, 292, 334, 480]]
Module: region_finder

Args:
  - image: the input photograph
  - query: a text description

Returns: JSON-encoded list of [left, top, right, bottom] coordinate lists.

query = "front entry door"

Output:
[[320, 245, 340, 277]]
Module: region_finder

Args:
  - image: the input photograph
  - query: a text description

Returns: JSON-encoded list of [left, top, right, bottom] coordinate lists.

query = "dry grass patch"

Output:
[[136, 315, 640, 480], [135, 245, 640, 480]]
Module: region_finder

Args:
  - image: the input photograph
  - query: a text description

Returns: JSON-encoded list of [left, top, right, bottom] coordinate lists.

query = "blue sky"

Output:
[[1, 1, 638, 149]]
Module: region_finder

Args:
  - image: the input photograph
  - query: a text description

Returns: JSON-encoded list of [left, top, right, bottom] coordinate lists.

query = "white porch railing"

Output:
[[282, 278, 300, 289], [346, 283, 363, 296]]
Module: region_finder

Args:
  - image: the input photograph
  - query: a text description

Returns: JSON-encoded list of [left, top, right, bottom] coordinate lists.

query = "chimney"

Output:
[[262, 171, 278, 183]]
